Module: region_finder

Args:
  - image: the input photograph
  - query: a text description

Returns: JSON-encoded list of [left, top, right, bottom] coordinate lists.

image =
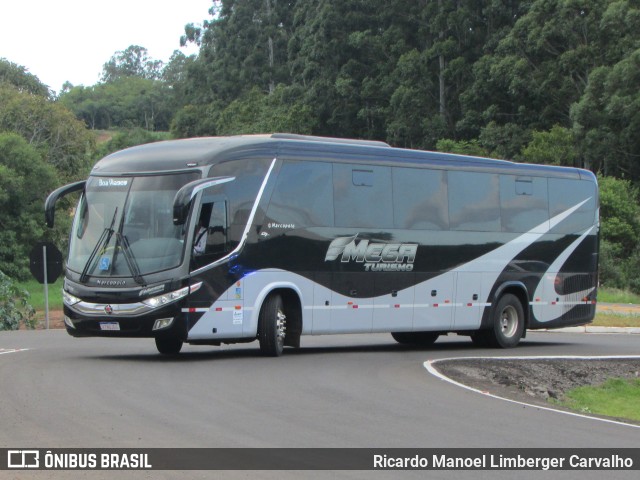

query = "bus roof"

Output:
[[90, 133, 594, 181]]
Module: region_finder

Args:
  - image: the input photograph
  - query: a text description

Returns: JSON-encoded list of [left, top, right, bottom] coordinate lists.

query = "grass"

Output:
[[557, 378, 640, 421], [592, 313, 640, 327], [17, 278, 64, 311], [597, 287, 640, 304]]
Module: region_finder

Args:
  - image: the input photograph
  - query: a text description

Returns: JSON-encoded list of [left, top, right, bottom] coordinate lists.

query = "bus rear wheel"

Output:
[[155, 336, 183, 355], [488, 294, 524, 348], [391, 331, 440, 346], [258, 294, 286, 357]]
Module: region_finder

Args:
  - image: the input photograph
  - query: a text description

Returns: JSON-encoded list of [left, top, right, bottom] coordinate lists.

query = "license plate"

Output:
[[99, 322, 120, 331]]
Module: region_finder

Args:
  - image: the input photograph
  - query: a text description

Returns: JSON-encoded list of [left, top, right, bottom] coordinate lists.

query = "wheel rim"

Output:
[[276, 309, 286, 345], [499, 305, 518, 338]]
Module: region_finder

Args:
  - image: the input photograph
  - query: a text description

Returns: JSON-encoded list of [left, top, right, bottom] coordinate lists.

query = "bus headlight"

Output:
[[63, 290, 81, 306], [142, 286, 189, 308]]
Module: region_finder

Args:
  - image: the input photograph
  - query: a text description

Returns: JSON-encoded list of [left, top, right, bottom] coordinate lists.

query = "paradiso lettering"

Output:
[[325, 236, 417, 271]]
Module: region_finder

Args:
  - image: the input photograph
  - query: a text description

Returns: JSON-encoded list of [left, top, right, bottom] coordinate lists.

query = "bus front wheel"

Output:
[[258, 294, 286, 357], [155, 336, 183, 355], [489, 294, 524, 348]]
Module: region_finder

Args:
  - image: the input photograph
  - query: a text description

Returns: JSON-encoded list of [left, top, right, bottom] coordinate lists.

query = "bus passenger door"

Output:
[[311, 272, 333, 334], [413, 272, 454, 331]]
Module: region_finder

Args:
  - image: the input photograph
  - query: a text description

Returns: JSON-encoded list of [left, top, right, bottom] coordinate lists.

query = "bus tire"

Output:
[[391, 331, 439, 346], [155, 336, 183, 355], [258, 294, 286, 357], [489, 294, 524, 348]]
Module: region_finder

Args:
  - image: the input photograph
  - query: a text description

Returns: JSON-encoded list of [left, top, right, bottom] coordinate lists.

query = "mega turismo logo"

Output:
[[325, 235, 418, 271]]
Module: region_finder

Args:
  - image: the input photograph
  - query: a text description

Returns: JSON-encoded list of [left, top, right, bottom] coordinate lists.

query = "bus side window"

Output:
[[548, 179, 596, 233], [192, 200, 228, 268], [206, 201, 228, 255], [500, 176, 549, 233], [334, 164, 393, 228]]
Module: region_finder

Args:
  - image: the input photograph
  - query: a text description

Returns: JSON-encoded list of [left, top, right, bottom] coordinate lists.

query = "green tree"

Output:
[[598, 175, 640, 292], [0, 84, 94, 180], [95, 128, 171, 158], [185, 0, 293, 106], [0, 58, 50, 97], [436, 138, 489, 157], [520, 125, 578, 166], [101, 45, 163, 82], [60, 77, 174, 131], [216, 85, 317, 135], [57, 85, 105, 129], [386, 49, 443, 149], [461, 0, 614, 159], [162, 50, 197, 113], [0, 133, 60, 279], [571, 49, 640, 177], [289, 0, 409, 139], [386, 0, 526, 147], [171, 104, 219, 138]]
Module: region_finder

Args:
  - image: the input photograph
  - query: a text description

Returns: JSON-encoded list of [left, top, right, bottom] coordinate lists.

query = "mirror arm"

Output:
[[45, 180, 86, 228]]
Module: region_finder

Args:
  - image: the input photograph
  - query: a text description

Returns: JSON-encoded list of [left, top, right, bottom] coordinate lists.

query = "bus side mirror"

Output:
[[172, 176, 235, 225], [45, 180, 86, 228]]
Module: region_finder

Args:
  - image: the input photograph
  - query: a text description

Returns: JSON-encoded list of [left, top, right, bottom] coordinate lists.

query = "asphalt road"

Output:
[[1, 330, 639, 480]]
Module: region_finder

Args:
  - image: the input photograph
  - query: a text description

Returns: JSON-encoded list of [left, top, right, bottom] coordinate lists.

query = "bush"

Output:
[[0, 271, 36, 330], [0, 133, 60, 279], [597, 175, 640, 293], [95, 128, 171, 158]]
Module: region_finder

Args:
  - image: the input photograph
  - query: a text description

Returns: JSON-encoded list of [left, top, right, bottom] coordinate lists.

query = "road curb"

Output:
[[541, 326, 640, 334]]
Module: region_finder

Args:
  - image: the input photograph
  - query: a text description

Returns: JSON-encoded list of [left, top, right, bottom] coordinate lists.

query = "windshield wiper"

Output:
[[113, 216, 144, 286], [108, 206, 145, 286], [79, 207, 118, 283]]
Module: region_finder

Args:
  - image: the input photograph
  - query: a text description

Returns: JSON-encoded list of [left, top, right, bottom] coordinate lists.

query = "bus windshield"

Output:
[[68, 173, 199, 278]]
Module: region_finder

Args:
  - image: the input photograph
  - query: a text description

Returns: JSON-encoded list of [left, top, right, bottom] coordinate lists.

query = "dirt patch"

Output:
[[33, 310, 65, 329], [435, 358, 640, 424]]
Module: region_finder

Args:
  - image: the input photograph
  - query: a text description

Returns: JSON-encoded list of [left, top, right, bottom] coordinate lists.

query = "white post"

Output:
[[43, 245, 50, 330]]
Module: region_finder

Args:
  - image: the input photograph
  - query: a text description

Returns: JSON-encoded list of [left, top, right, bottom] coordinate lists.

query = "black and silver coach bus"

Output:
[[45, 134, 599, 355]]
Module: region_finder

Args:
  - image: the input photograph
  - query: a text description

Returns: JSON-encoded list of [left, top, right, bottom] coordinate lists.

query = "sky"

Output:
[[1, 0, 214, 94]]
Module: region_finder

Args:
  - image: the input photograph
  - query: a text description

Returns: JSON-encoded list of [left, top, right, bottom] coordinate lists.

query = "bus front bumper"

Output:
[[63, 304, 187, 339]]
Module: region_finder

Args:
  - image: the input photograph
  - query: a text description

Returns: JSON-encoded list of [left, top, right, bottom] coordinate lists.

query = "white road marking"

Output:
[[0, 348, 29, 355]]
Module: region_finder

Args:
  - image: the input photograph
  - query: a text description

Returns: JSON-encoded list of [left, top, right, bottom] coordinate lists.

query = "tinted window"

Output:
[[393, 168, 449, 230], [448, 171, 500, 231], [68, 173, 198, 276], [548, 179, 597, 233], [209, 158, 272, 226], [500, 176, 549, 233], [334, 164, 393, 228], [266, 160, 334, 227], [191, 198, 229, 270]]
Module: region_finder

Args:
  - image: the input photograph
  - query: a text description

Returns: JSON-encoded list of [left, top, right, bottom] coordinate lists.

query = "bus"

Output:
[[45, 134, 599, 355]]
